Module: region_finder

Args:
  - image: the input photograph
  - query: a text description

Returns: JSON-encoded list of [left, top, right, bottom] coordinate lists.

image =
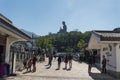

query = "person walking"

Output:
[[88, 55, 93, 73], [56, 55, 62, 70], [48, 54, 53, 68], [64, 55, 68, 70], [32, 55, 37, 72], [68, 54, 73, 69], [102, 55, 106, 73], [27, 59, 32, 72], [53, 51, 57, 60]]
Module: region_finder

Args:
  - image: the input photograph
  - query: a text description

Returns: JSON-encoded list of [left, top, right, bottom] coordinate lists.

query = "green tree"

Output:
[[77, 39, 86, 50], [36, 31, 91, 52]]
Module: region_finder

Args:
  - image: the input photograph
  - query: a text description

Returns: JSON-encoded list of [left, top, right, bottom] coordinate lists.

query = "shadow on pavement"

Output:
[[88, 72, 115, 80], [45, 64, 49, 66], [22, 71, 31, 74], [55, 68, 60, 70], [46, 66, 51, 69], [0, 77, 6, 80]]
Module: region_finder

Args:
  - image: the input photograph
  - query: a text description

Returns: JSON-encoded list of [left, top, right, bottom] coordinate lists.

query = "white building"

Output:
[[87, 28, 120, 78], [0, 13, 31, 75]]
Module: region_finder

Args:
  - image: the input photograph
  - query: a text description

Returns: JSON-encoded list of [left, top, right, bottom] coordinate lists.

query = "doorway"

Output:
[[0, 45, 5, 64]]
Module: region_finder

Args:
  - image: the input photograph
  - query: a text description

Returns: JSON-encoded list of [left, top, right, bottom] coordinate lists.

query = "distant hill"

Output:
[[21, 29, 39, 38]]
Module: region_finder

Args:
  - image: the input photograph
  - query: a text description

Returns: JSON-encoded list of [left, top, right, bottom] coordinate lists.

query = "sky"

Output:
[[0, 0, 120, 36]]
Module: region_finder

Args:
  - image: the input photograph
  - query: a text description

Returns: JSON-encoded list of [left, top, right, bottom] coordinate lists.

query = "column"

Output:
[[116, 44, 120, 78]]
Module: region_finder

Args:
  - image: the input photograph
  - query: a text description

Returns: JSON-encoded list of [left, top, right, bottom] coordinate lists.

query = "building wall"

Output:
[[107, 44, 116, 71], [107, 43, 120, 78], [116, 44, 120, 72], [100, 43, 116, 71]]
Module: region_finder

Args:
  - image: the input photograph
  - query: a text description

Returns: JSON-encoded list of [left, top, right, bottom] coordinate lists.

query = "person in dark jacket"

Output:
[[48, 53, 53, 68], [68, 54, 73, 69], [102, 55, 106, 73], [88, 55, 93, 73], [56, 55, 62, 70]]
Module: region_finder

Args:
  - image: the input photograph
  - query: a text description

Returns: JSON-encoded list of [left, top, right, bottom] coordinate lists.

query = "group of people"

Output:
[[23, 55, 37, 72], [46, 53, 73, 70], [23, 53, 107, 74]]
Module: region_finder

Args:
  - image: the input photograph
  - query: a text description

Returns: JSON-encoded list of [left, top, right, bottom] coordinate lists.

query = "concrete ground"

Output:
[[1, 59, 118, 80]]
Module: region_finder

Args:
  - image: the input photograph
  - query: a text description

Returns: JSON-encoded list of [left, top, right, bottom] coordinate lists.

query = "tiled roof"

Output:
[[0, 13, 31, 40], [93, 30, 120, 41], [0, 13, 12, 24]]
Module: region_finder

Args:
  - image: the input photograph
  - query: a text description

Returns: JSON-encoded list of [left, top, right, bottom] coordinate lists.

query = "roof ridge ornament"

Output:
[[113, 27, 120, 32]]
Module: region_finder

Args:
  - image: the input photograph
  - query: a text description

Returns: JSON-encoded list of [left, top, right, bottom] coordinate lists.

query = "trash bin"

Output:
[[5, 63, 10, 76], [0, 63, 6, 77]]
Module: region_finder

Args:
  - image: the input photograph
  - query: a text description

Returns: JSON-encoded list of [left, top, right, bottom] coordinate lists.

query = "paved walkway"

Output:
[[2, 59, 117, 80]]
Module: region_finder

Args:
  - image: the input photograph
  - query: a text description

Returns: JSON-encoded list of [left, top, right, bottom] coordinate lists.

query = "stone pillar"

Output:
[[115, 44, 120, 78], [5, 37, 11, 63], [13, 52, 16, 73], [100, 46, 104, 69]]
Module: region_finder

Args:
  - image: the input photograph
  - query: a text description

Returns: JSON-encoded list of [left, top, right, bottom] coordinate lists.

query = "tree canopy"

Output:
[[36, 31, 91, 52]]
